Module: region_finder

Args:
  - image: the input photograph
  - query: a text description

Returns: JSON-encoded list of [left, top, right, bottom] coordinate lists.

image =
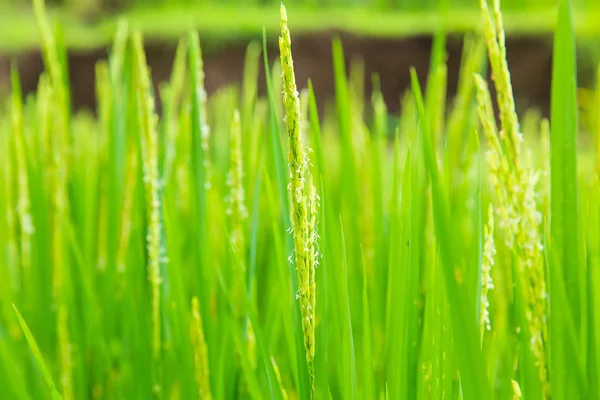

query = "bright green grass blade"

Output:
[[13, 305, 62, 400], [306, 80, 330, 397], [384, 130, 398, 395], [386, 143, 416, 399], [262, 28, 289, 212], [549, 0, 584, 397], [9, 63, 31, 303], [53, 20, 70, 107], [307, 80, 324, 184], [384, 132, 403, 398], [247, 148, 264, 307], [438, 142, 456, 400], [331, 38, 361, 285], [410, 68, 490, 399], [332, 37, 360, 224], [32, 0, 61, 94], [368, 78, 388, 346], [361, 246, 375, 399], [26, 76, 53, 351], [407, 130, 427, 400], [0, 120, 16, 325], [32, 0, 69, 161], [160, 35, 187, 184], [241, 40, 261, 188], [426, 26, 448, 145], [315, 178, 330, 398], [588, 184, 600, 398], [349, 58, 365, 117], [339, 218, 357, 400], [468, 129, 483, 327], [447, 36, 486, 183], [332, 38, 352, 151]]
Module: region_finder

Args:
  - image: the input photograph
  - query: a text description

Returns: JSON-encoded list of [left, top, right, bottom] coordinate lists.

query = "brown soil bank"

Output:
[[0, 32, 597, 119]]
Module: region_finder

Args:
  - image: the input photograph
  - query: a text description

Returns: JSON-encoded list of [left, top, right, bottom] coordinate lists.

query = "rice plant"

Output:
[[0, 0, 597, 399]]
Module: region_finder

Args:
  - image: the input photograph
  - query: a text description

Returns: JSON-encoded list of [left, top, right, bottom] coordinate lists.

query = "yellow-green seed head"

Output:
[[480, 204, 496, 343], [478, 1, 548, 393], [133, 31, 163, 362], [191, 296, 212, 400], [280, 4, 317, 392]]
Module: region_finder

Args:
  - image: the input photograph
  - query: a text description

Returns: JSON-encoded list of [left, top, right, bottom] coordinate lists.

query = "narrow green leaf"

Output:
[[549, 0, 584, 397], [339, 217, 357, 400], [361, 247, 375, 399], [13, 305, 63, 400]]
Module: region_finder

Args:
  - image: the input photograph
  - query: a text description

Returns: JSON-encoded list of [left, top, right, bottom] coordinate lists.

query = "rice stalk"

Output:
[[480, 0, 521, 165], [132, 31, 165, 396], [279, 3, 319, 395], [478, 0, 548, 394], [225, 108, 257, 386], [189, 32, 212, 189], [49, 91, 68, 305], [226, 109, 248, 293], [33, 0, 70, 174], [190, 296, 212, 400]]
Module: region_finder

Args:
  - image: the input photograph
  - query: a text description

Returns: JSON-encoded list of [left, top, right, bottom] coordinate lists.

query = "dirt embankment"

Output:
[[0, 32, 596, 119]]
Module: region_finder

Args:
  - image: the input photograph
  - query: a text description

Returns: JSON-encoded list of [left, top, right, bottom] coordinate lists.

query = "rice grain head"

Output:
[[225, 108, 248, 264], [190, 32, 212, 189], [279, 3, 318, 392], [133, 32, 164, 367], [478, 0, 548, 394], [480, 204, 496, 343], [191, 296, 212, 400]]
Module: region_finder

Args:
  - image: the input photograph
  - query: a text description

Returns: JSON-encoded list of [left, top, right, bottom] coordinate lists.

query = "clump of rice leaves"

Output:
[[0, 0, 597, 399]]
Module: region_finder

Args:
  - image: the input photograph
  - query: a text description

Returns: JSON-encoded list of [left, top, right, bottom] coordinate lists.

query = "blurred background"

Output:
[[1, 0, 599, 118]]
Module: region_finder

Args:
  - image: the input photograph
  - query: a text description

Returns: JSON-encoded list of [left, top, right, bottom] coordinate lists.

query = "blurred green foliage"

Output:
[[2, 0, 599, 14]]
